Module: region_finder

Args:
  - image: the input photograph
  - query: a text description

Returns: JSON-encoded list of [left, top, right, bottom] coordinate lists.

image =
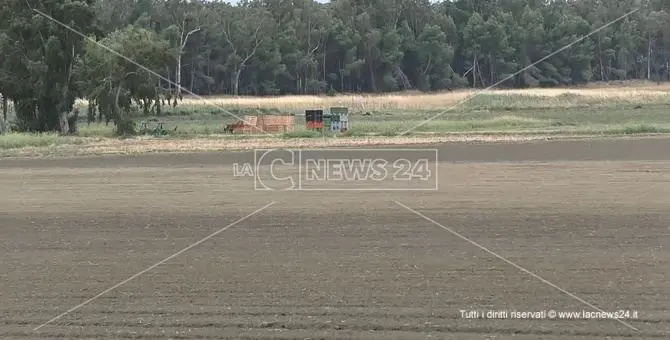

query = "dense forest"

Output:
[[1, 0, 670, 133]]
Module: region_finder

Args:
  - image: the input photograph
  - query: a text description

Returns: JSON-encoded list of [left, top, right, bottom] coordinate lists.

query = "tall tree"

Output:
[[158, 0, 201, 97], [78, 25, 172, 134], [0, 0, 97, 134], [218, 3, 275, 95]]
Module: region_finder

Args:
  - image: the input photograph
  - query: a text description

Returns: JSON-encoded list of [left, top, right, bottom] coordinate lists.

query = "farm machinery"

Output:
[[139, 118, 177, 136]]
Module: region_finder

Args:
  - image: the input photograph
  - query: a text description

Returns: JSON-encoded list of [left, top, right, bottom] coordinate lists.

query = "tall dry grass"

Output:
[[65, 81, 670, 113], [174, 83, 670, 112]]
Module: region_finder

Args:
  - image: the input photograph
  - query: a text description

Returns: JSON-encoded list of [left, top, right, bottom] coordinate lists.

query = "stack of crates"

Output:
[[323, 113, 332, 132], [305, 110, 324, 130], [330, 107, 349, 132]]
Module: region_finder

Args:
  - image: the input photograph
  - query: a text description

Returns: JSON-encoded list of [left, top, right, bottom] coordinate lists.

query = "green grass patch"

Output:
[[0, 133, 86, 150], [8, 102, 669, 149], [74, 105, 670, 138], [281, 130, 323, 138], [76, 124, 116, 137], [345, 115, 558, 135], [621, 124, 669, 134]]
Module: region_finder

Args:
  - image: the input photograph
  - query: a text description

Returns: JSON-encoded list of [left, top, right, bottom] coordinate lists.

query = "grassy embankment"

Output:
[[2, 83, 670, 156]]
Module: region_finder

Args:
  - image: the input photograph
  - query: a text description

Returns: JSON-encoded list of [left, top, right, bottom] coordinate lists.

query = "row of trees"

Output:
[[2, 0, 670, 134]]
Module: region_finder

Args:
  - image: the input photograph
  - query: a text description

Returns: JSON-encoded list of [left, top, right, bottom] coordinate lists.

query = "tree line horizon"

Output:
[[0, 0, 668, 134]]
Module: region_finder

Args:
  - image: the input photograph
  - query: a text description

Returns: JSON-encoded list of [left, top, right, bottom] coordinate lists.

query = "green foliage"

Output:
[[115, 118, 136, 136], [69, 0, 670, 97], [0, 0, 96, 134], [3, 0, 670, 132], [77, 25, 172, 131]]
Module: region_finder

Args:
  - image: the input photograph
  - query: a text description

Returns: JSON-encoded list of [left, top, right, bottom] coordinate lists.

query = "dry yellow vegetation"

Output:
[[0, 134, 565, 158], [179, 82, 670, 110], [70, 81, 670, 112]]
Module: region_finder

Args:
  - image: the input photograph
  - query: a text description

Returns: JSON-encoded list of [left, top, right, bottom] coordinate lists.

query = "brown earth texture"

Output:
[[1, 137, 669, 339]]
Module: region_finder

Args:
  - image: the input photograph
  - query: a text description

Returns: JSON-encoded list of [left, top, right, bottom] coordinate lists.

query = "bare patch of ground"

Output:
[[2, 133, 665, 158], [0, 140, 668, 339]]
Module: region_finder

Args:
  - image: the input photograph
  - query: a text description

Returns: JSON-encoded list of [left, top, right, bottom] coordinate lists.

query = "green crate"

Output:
[[323, 115, 332, 131]]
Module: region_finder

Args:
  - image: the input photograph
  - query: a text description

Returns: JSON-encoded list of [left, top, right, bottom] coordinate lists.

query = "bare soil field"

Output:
[[1, 138, 669, 339]]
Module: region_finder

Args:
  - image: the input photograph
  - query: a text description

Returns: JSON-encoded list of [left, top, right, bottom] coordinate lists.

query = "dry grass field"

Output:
[[1, 138, 669, 339], [172, 81, 670, 112]]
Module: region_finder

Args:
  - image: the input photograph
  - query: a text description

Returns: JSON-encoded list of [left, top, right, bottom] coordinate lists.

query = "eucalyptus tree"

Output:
[[78, 25, 172, 134], [0, 0, 96, 134]]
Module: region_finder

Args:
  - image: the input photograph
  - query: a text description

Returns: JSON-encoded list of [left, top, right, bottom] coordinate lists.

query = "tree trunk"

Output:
[[0, 94, 6, 133], [489, 53, 494, 85], [323, 43, 327, 81], [297, 73, 301, 94], [176, 55, 182, 96], [114, 85, 123, 120], [166, 67, 172, 92], [1, 94, 7, 122], [598, 38, 604, 81], [190, 62, 195, 93], [648, 35, 652, 80], [338, 58, 344, 91], [477, 60, 486, 87], [58, 111, 69, 136], [472, 54, 477, 88], [177, 27, 200, 96], [233, 68, 242, 95], [368, 62, 377, 92], [206, 60, 211, 94]]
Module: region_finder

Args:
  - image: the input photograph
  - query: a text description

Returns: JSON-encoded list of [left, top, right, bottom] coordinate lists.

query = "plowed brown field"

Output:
[[1, 137, 669, 339]]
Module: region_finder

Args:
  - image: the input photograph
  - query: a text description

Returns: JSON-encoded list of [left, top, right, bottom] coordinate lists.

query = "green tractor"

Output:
[[139, 118, 177, 136]]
